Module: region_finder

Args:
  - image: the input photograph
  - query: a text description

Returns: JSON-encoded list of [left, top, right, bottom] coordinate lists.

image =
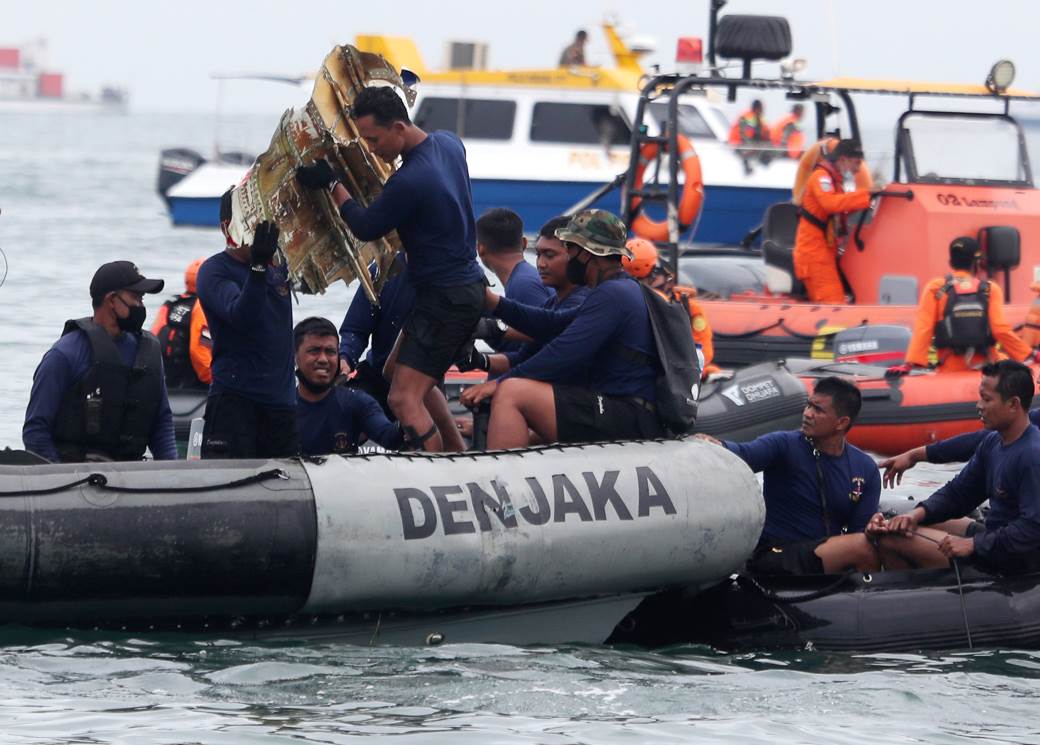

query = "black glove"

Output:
[[456, 347, 491, 373], [296, 159, 338, 190], [472, 317, 507, 348], [250, 221, 280, 268], [884, 363, 913, 378]]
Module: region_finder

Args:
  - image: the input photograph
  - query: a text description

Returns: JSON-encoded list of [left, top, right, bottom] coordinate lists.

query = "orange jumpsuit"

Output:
[[728, 109, 768, 146], [770, 114, 805, 159], [792, 163, 871, 304], [905, 271, 1031, 373], [150, 294, 212, 385], [189, 299, 213, 384]]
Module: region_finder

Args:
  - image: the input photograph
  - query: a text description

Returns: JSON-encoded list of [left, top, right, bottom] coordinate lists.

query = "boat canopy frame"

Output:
[[894, 109, 1033, 189], [622, 71, 1040, 270]]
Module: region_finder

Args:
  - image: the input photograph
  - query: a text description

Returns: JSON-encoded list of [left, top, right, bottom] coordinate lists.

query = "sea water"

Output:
[[1, 111, 1038, 744]]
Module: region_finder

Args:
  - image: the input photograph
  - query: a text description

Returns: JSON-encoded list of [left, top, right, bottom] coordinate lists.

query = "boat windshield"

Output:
[[648, 103, 716, 139], [900, 112, 1032, 186]]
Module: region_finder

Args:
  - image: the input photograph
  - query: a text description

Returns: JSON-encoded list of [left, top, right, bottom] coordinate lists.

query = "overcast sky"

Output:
[[3, 0, 1038, 116]]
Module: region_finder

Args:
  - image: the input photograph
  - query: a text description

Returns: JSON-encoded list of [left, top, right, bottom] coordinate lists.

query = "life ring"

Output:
[[630, 134, 704, 242], [792, 138, 873, 206]]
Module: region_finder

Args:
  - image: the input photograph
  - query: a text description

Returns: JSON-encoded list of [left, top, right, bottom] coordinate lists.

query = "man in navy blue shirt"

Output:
[[337, 255, 464, 450], [196, 194, 297, 459], [701, 376, 882, 575], [296, 86, 484, 452], [474, 208, 553, 355], [871, 361, 1040, 575], [294, 317, 403, 456], [461, 210, 661, 448], [879, 408, 1040, 488], [338, 254, 414, 415], [459, 215, 589, 380], [23, 260, 176, 462]]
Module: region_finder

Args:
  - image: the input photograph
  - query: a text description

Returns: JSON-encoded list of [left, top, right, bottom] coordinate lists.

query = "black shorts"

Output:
[[553, 384, 663, 443], [397, 281, 484, 380], [962, 526, 1040, 576], [747, 538, 827, 576], [201, 391, 299, 459]]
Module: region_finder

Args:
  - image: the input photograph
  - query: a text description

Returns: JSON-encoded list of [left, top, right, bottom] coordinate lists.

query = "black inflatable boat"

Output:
[[611, 566, 1040, 652]]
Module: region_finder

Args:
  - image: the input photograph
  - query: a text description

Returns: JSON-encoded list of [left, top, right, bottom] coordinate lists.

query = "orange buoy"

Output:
[[630, 134, 704, 242]]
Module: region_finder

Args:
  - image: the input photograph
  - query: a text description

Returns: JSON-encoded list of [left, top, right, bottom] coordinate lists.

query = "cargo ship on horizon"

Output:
[[0, 40, 126, 113]]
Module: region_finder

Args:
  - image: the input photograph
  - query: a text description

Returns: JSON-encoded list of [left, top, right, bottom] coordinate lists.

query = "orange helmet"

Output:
[[622, 238, 659, 278], [184, 257, 205, 294]]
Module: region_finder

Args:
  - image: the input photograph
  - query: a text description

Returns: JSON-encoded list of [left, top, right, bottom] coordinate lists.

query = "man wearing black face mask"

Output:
[[460, 210, 662, 447], [293, 317, 403, 456], [23, 261, 177, 462]]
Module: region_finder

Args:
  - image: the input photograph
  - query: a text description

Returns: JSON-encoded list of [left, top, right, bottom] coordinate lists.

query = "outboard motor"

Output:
[[832, 324, 911, 365], [217, 150, 256, 166], [695, 360, 807, 442], [157, 148, 205, 205]]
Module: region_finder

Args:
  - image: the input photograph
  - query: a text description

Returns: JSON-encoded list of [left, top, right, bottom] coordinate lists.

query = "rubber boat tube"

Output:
[[0, 439, 764, 637], [694, 361, 808, 442], [611, 566, 1040, 652], [299, 439, 762, 613]]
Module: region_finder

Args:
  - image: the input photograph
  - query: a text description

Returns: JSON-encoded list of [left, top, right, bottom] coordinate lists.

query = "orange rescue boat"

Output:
[[625, 11, 1040, 371]]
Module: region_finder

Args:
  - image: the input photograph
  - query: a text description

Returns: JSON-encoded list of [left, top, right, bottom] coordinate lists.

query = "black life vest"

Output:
[[155, 294, 204, 388], [933, 275, 994, 352], [52, 318, 164, 462]]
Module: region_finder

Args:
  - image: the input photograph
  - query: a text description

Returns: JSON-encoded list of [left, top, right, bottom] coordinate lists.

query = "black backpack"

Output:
[[638, 284, 701, 435], [155, 294, 199, 388], [933, 275, 993, 352]]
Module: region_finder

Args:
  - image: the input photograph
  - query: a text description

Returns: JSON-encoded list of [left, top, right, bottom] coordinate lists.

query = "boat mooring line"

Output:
[[0, 468, 287, 498], [912, 530, 974, 649], [952, 558, 974, 649]]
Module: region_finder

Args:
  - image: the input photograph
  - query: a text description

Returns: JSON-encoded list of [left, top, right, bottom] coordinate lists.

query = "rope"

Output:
[[0, 468, 287, 498], [0, 475, 95, 497], [736, 571, 856, 604], [951, 558, 974, 649], [713, 320, 783, 340], [714, 320, 842, 342], [911, 530, 974, 649]]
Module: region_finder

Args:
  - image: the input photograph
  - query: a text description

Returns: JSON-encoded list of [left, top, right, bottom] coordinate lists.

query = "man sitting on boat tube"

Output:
[[293, 317, 403, 456], [459, 210, 663, 447], [870, 360, 1040, 576], [456, 215, 590, 380], [23, 261, 176, 463], [889, 236, 1032, 376], [792, 139, 874, 304], [699, 376, 882, 576]]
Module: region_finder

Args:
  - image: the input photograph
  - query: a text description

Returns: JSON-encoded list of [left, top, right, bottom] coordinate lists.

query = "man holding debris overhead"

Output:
[[296, 85, 485, 452]]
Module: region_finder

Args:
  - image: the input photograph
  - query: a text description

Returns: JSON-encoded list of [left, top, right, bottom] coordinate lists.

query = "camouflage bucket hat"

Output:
[[555, 209, 632, 258]]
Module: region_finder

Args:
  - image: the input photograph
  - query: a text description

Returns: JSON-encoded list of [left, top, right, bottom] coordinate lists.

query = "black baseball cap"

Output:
[[89, 261, 164, 301], [829, 139, 865, 160], [949, 236, 981, 265]]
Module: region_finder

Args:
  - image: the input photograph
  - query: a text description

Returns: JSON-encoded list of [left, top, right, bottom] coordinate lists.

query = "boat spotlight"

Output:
[[986, 59, 1015, 94], [781, 57, 807, 80]]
